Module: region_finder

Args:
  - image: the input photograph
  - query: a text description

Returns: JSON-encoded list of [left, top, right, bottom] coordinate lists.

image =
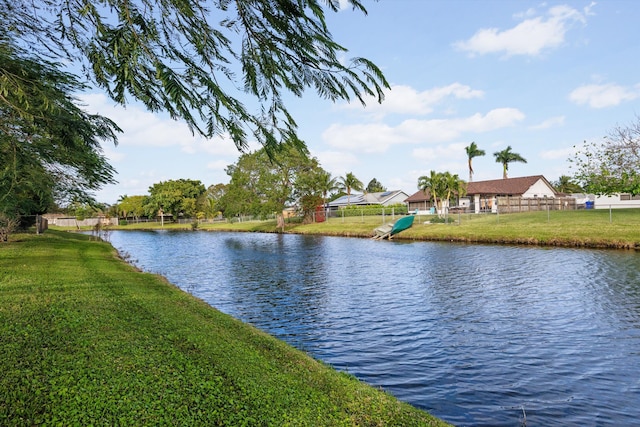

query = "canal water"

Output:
[[108, 230, 640, 426]]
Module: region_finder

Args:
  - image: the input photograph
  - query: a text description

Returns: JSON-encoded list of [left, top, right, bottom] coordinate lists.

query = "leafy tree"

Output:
[[493, 146, 527, 179], [71, 202, 96, 222], [338, 172, 364, 205], [117, 195, 148, 221], [219, 153, 264, 219], [0, 39, 119, 224], [293, 168, 329, 223], [146, 179, 206, 220], [4, 0, 389, 154], [553, 176, 583, 194], [570, 118, 640, 195], [219, 145, 326, 225], [366, 178, 387, 193], [203, 184, 227, 218], [464, 141, 485, 182]]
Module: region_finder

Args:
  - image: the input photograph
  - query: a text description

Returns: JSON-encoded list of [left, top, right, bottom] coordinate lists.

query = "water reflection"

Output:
[[109, 231, 640, 426]]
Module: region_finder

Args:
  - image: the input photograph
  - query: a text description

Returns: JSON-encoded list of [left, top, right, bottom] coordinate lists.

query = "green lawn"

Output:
[[64, 209, 640, 248], [0, 230, 447, 426], [395, 208, 640, 248], [57, 209, 640, 248], [224, 209, 640, 249]]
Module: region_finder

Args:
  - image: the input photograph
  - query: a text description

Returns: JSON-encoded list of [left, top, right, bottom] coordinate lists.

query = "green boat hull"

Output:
[[390, 215, 415, 235]]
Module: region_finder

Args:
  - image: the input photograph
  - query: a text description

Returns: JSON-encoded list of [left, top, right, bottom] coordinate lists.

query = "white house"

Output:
[[594, 193, 640, 209], [465, 175, 558, 213]]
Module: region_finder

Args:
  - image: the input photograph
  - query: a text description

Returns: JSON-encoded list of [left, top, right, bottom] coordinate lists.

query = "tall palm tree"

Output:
[[339, 172, 364, 205], [318, 171, 339, 208], [465, 142, 485, 182], [493, 146, 527, 179]]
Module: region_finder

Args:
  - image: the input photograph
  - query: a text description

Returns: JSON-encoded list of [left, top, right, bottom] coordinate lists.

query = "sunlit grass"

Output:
[[397, 209, 640, 248], [296, 209, 640, 248], [0, 230, 447, 426]]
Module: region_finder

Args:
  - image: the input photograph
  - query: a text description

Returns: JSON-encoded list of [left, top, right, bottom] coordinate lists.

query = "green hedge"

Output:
[[339, 204, 408, 217]]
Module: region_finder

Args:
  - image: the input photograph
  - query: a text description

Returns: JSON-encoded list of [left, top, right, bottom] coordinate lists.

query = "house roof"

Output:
[[328, 190, 408, 207], [466, 175, 556, 196], [405, 189, 432, 202]]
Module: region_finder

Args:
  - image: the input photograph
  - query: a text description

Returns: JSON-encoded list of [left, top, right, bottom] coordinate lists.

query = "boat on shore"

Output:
[[373, 215, 415, 240]]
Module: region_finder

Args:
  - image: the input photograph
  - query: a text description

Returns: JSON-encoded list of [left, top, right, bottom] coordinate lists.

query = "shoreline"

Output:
[[69, 209, 640, 251]]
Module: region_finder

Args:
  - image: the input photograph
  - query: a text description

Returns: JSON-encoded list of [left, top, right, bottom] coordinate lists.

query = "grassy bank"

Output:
[[99, 208, 640, 249], [0, 230, 447, 426]]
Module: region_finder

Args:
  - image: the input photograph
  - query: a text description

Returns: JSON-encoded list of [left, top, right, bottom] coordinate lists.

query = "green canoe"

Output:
[[373, 215, 415, 240]]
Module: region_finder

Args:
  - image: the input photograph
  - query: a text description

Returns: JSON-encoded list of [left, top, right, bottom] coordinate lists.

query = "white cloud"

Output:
[[323, 108, 525, 152], [102, 145, 126, 162], [343, 83, 484, 118], [322, 123, 403, 153], [337, 0, 350, 10], [399, 108, 525, 143], [313, 150, 359, 176], [529, 115, 565, 130], [454, 4, 591, 57], [540, 146, 574, 160], [568, 83, 640, 108], [207, 159, 232, 171], [411, 145, 466, 171]]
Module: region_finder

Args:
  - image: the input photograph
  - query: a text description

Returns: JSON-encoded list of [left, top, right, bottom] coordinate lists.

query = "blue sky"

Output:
[[86, 0, 640, 204]]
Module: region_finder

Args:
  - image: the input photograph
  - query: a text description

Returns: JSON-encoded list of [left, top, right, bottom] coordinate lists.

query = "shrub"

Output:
[[340, 204, 408, 217], [0, 214, 18, 242]]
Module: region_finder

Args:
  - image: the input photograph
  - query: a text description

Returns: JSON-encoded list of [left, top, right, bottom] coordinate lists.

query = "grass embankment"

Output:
[[103, 208, 640, 249], [0, 230, 447, 426], [397, 209, 640, 249]]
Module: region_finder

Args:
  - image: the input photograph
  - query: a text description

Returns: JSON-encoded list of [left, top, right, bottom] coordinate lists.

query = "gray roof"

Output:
[[328, 190, 408, 207]]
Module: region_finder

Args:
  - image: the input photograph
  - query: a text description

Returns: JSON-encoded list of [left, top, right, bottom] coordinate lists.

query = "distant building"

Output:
[[327, 190, 409, 211], [405, 190, 435, 215], [594, 193, 640, 209], [465, 175, 558, 213]]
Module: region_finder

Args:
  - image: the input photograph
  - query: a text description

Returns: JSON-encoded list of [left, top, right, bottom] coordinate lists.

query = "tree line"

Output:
[[115, 145, 391, 226]]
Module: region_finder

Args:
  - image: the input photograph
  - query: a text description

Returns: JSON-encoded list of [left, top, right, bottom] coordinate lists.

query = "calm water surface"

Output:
[[109, 230, 640, 426]]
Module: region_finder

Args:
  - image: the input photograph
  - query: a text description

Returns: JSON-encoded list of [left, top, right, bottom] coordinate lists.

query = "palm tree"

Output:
[[553, 175, 584, 193], [465, 142, 485, 182], [444, 172, 466, 207], [317, 172, 339, 208], [419, 171, 467, 215], [339, 172, 364, 205], [493, 146, 527, 179], [417, 170, 446, 214]]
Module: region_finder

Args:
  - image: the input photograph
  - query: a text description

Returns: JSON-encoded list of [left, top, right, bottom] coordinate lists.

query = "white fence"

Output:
[[49, 217, 119, 227]]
